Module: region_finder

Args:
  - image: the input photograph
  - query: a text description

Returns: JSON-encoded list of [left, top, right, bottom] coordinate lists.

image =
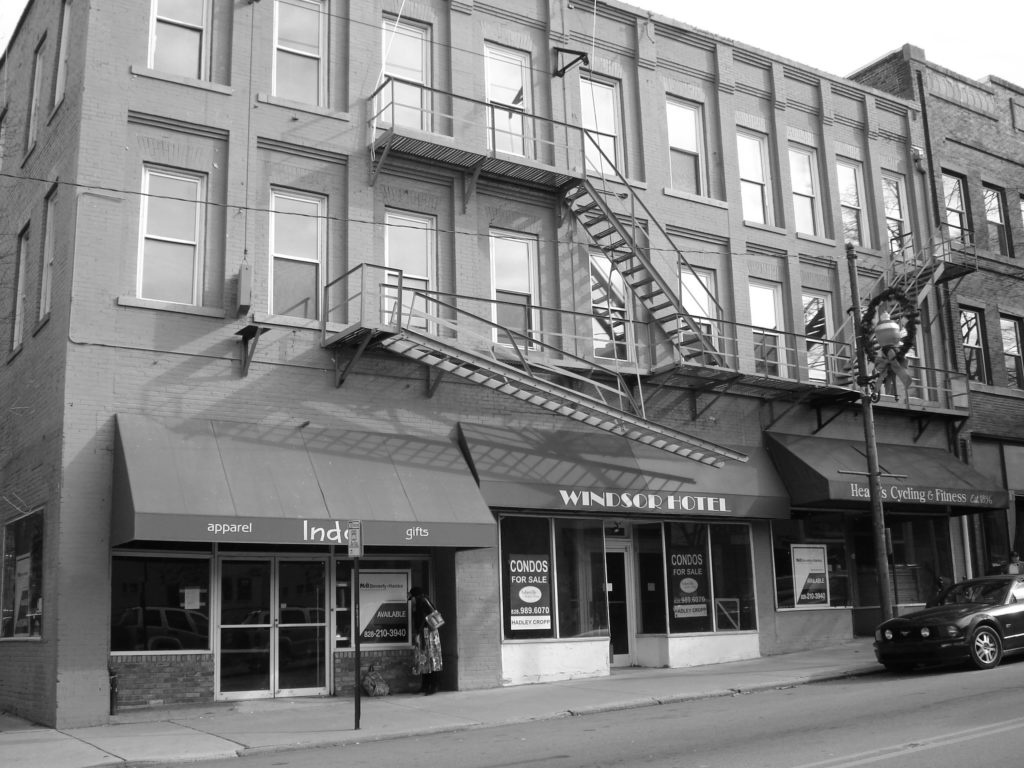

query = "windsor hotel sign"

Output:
[[557, 489, 732, 514]]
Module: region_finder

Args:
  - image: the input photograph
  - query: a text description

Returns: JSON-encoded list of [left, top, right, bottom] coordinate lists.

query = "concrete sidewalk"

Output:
[[0, 639, 882, 767]]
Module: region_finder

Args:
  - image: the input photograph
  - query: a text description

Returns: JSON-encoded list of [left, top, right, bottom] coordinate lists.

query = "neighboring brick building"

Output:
[[0, 0, 1013, 727], [853, 45, 1024, 575]]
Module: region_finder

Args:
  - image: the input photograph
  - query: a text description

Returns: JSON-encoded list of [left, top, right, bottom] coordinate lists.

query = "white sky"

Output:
[[1, 0, 1021, 85]]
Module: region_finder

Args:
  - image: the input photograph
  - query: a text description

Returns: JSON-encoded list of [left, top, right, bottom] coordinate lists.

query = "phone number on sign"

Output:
[[512, 606, 550, 615], [362, 628, 407, 640]]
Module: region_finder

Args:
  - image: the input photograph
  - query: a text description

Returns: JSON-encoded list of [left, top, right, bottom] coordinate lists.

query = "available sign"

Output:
[[508, 554, 551, 631], [791, 544, 829, 608], [358, 570, 410, 644]]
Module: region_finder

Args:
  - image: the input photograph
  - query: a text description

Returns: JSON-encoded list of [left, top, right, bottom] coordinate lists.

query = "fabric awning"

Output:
[[457, 423, 790, 519], [765, 432, 1008, 512], [112, 415, 497, 547]]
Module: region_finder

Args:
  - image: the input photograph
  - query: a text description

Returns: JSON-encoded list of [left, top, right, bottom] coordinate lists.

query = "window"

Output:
[[750, 280, 785, 376], [384, 210, 435, 329], [53, 0, 72, 105], [943, 172, 969, 243], [984, 185, 1010, 257], [882, 172, 909, 257], [335, 558, 430, 648], [110, 555, 211, 651], [490, 230, 537, 347], [499, 516, 607, 640], [680, 267, 718, 359], [381, 16, 430, 130], [960, 307, 989, 384], [590, 251, 629, 360], [802, 292, 831, 382], [581, 76, 621, 176], [666, 99, 705, 195], [1001, 316, 1023, 389], [12, 227, 29, 351], [0, 110, 6, 175], [1, 511, 44, 638], [149, 0, 208, 79], [270, 189, 325, 320], [737, 131, 772, 225], [485, 44, 531, 157], [39, 190, 57, 321], [789, 146, 821, 236], [836, 159, 866, 246], [138, 167, 206, 305], [26, 43, 45, 150], [274, 0, 326, 106]]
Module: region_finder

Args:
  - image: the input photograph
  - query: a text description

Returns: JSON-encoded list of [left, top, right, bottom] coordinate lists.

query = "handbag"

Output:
[[424, 598, 445, 630], [361, 664, 390, 697]]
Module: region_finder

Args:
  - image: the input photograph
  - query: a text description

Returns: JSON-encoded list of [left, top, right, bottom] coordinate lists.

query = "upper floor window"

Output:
[[274, 0, 326, 106], [26, 42, 45, 150], [381, 16, 430, 130], [1, 511, 44, 638], [666, 99, 705, 195], [54, 0, 72, 105], [590, 251, 629, 361], [270, 189, 325, 320], [490, 230, 537, 347], [959, 307, 988, 384], [149, 0, 208, 80], [485, 44, 532, 157], [385, 210, 435, 330], [984, 185, 1010, 258], [737, 131, 772, 225], [802, 292, 831, 382], [12, 227, 30, 351], [789, 146, 822, 236], [749, 280, 785, 377], [581, 76, 621, 177], [40, 189, 57, 321], [138, 167, 206, 305], [836, 159, 866, 247], [1001, 316, 1023, 389], [942, 172, 969, 243], [882, 172, 909, 258]]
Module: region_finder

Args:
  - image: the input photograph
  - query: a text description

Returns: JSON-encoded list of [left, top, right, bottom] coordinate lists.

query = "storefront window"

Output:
[[335, 558, 429, 648], [665, 522, 712, 633], [636, 523, 666, 633], [554, 519, 608, 639], [772, 514, 851, 609], [110, 555, 211, 651], [709, 523, 756, 630], [1, 511, 43, 638], [886, 515, 953, 603], [501, 516, 554, 639]]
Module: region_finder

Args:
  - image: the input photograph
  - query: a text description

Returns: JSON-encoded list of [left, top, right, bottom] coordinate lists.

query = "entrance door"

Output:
[[605, 542, 636, 667], [217, 558, 328, 699]]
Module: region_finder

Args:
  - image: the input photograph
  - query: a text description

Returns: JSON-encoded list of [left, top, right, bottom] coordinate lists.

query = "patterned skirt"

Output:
[[419, 627, 443, 673]]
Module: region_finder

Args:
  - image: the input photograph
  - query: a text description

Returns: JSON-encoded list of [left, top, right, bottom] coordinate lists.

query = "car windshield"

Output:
[[938, 580, 1008, 606]]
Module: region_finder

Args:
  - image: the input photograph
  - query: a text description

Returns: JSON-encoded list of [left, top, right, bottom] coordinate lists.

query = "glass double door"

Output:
[[218, 557, 328, 699]]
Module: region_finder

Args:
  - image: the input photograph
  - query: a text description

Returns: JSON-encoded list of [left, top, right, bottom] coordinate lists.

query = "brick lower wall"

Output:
[[334, 648, 420, 696], [109, 654, 215, 710]]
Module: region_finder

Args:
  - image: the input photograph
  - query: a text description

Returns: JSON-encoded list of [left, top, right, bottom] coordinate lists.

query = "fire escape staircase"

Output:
[[321, 279, 747, 467]]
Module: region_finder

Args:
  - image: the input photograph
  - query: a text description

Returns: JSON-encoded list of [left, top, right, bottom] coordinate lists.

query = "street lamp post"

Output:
[[845, 244, 895, 622]]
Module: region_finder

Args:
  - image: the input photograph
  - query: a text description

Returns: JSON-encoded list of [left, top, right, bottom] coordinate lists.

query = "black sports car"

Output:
[[874, 575, 1024, 672]]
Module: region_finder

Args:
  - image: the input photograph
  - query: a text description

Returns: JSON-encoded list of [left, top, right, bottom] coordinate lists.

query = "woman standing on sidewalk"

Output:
[[409, 587, 443, 695]]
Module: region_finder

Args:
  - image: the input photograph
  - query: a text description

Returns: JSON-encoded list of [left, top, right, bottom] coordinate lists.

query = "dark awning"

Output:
[[765, 432, 1008, 512], [112, 415, 496, 547], [457, 423, 790, 519]]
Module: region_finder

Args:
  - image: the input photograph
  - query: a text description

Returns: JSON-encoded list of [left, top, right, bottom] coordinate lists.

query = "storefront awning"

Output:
[[457, 424, 790, 519], [112, 415, 497, 548], [765, 432, 1009, 512]]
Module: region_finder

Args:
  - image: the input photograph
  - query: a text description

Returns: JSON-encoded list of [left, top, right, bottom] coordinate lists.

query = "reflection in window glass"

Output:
[[789, 147, 819, 236], [385, 211, 434, 329], [943, 173, 968, 242], [1, 512, 43, 638], [555, 519, 608, 639], [882, 172, 908, 257], [110, 555, 210, 650], [984, 186, 1009, 257], [960, 307, 988, 383], [381, 17, 430, 129], [491, 231, 537, 346], [803, 293, 829, 382], [837, 160, 865, 246], [636, 523, 666, 634], [750, 281, 784, 376], [581, 77, 619, 176], [737, 132, 770, 225], [590, 252, 629, 360], [1001, 316, 1023, 389], [486, 45, 531, 156], [709, 524, 756, 630]]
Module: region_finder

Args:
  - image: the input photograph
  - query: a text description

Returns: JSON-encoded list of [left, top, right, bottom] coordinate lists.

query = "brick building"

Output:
[[853, 45, 1024, 577], [0, 0, 1012, 727]]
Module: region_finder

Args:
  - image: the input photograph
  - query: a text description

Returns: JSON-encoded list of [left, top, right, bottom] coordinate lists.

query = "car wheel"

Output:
[[882, 662, 914, 673], [969, 626, 1003, 670]]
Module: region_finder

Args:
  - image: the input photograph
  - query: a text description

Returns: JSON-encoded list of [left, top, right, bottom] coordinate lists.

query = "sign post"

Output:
[[348, 521, 362, 731]]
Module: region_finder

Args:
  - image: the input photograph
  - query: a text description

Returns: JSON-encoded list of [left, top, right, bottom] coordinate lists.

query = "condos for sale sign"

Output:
[[508, 554, 551, 630]]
